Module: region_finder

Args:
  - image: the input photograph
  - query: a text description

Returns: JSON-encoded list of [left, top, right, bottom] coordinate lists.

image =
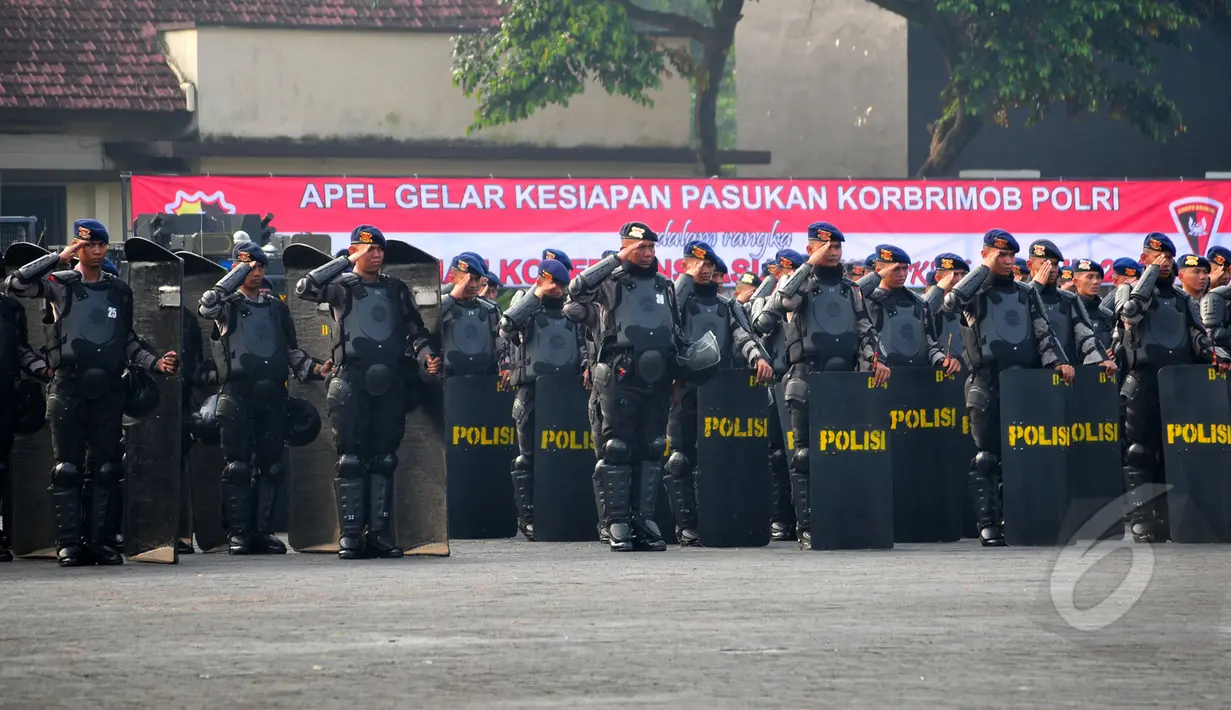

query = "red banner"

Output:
[[129, 175, 1231, 286]]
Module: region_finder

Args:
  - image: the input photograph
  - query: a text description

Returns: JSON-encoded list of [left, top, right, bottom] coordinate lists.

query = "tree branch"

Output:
[[864, 0, 962, 67], [608, 0, 715, 44]]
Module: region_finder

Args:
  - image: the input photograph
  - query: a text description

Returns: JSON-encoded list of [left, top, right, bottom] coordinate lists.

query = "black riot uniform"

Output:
[[4, 220, 173, 567], [440, 253, 502, 378], [199, 242, 324, 555], [942, 229, 1069, 547], [296, 226, 439, 560], [500, 258, 586, 541], [564, 222, 703, 552], [753, 224, 885, 548], [1026, 240, 1111, 368], [175, 303, 213, 554], [664, 248, 768, 546], [923, 253, 970, 362], [1201, 247, 1231, 350], [860, 245, 952, 368], [0, 282, 50, 561], [584, 249, 617, 541], [1116, 234, 1231, 543], [1071, 259, 1116, 353]]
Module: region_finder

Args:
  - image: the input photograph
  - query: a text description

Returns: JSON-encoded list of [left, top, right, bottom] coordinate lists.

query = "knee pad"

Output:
[[651, 436, 668, 459], [603, 438, 631, 466], [372, 453, 397, 477], [1125, 443, 1154, 470], [214, 393, 243, 422], [789, 447, 809, 473], [96, 462, 122, 485], [336, 453, 365, 479], [769, 448, 787, 472], [973, 451, 999, 476], [664, 451, 690, 478], [223, 461, 252, 483], [51, 462, 80, 488], [784, 377, 808, 404], [512, 454, 533, 473]]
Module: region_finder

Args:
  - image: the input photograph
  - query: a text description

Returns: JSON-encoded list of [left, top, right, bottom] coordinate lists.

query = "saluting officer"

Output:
[[1117, 233, 1231, 542], [753, 222, 890, 548], [1176, 253, 1211, 301], [5, 220, 178, 567], [1070, 259, 1115, 353], [583, 248, 618, 542], [1013, 257, 1031, 283], [441, 253, 502, 379], [923, 253, 969, 362], [499, 259, 584, 542], [199, 241, 331, 555], [864, 245, 962, 375], [1201, 247, 1231, 350], [1026, 240, 1114, 372], [942, 229, 1073, 547], [734, 271, 760, 306], [296, 225, 442, 560], [1058, 266, 1076, 293]]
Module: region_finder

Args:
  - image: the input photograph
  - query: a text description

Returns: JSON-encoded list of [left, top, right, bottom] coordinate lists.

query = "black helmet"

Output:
[[676, 331, 722, 385], [13, 378, 46, 436], [285, 396, 321, 447], [190, 394, 221, 446], [122, 367, 161, 419]]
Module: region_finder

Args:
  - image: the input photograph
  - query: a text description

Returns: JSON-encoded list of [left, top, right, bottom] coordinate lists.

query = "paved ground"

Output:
[[2, 538, 1230, 709]]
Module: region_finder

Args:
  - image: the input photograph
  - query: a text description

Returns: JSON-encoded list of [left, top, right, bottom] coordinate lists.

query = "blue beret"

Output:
[[863, 254, 877, 269], [101, 257, 120, 277], [1112, 257, 1142, 277], [450, 253, 485, 277], [738, 271, 762, 287], [873, 244, 910, 265], [619, 222, 657, 242], [807, 221, 844, 242], [538, 259, 571, 285], [260, 276, 275, 290], [460, 251, 485, 264], [541, 249, 573, 272], [602, 250, 618, 259], [1014, 257, 1029, 274], [73, 219, 109, 244], [1207, 246, 1231, 268], [777, 250, 805, 270], [760, 261, 774, 277], [925, 270, 937, 286], [484, 271, 503, 288], [1058, 266, 1074, 280], [232, 241, 268, 266], [1178, 254, 1211, 271], [984, 229, 1019, 253], [934, 253, 967, 271], [1028, 239, 1063, 261], [712, 254, 729, 275], [1144, 232, 1175, 256], [683, 240, 717, 263], [1073, 258, 1104, 277], [350, 225, 387, 248], [335, 248, 350, 259]]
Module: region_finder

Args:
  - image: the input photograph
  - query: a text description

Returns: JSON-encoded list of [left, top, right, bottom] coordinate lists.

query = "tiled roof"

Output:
[[0, 0, 502, 111]]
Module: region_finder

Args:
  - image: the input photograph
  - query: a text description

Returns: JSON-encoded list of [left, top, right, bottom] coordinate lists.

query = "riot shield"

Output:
[[532, 374, 598, 541], [887, 367, 963, 543], [282, 244, 340, 552], [122, 238, 183, 563], [383, 240, 449, 556], [444, 374, 517, 539], [999, 368, 1070, 546], [773, 382, 795, 452], [1062, 366, 1124, 541], [1159, 365, 1231, 543], [808, 371, 893, 550], [694, 370, 771, 547], [177, 250, 229, 553], [2, 242, 56, 559]]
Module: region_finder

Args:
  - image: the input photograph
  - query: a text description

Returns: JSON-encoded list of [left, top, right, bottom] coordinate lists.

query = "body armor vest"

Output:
[[876, 292, 928, 366], [609, 274, 675, 382], [1134, 292, 1189, 367], [513, 309, 581, 385], [682, 295, 731, 368], [1084, 296, 1113, 351], [794, 280, 858, 370], [975, 284, 1035, 370], [55, 280, 127, 376], [338, 281, 409, 394], [936, 311, 963, 361], [0, 299, 19, 381], [1039, 290, 1075, 361], [217, 299, 288, 385], [441, 298, 496, 376]]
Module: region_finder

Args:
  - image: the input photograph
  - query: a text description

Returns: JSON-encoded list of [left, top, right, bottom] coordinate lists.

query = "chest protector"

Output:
[[217, 299, 288, 386], [1084, 297, 1113, 351], [610, 274, 675, 382], [937, 311, 963, 360], [683, 296, 731, 368], [876, 293, 928, 366], [1136, 294, 1189, 367], [795, 280, 858, 370], [0, 299, 18, 378], [514, 310, 581, 385], [55, 280, 127, 377], [338, 282, 409, 394], [1040, 292, 1075, 361], [442, 299, 496, 376], [976, 285, 1036, 369]]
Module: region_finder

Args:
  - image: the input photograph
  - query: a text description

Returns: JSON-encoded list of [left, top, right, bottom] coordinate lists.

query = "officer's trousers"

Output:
[[0, 381, 15, 548], [1121, 368, 1168, 539], [964, 368, 1005, 531], [216, 380, 289, 536], [664, 383, 699, 530]]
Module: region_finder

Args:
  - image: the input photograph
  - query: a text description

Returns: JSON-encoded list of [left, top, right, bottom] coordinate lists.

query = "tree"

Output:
[[866, 0, 1231, 176], [451, 0, 750, 176]]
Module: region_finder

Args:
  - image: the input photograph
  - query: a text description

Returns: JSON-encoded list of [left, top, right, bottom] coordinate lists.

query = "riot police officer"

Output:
[[942, 229, 1073, 547], [924, 253, 969, 362], [1071, 259, 1115, 352], [441, 253, 502, 378], [864, 245, 962, 374], [1201, 247, 1231, 349], [296, 225, 442, 560], [5, 220, 178, 567], [200, 242, 330, 555], [734, 271, 760, 305], [584, 249, 618, 542], [564, 222, 704, 552], [753, 222, 890, 548], [1059, 266, 1076, 293], [176, 298, 212, 555], [1026, 240, 1113, 370], [1013, 257, 1031, 283], [1176, 254, 1210, 301], [663, 244, 772, 546], [499, 259, 585, 541], [1119, 234, 1231, 542]]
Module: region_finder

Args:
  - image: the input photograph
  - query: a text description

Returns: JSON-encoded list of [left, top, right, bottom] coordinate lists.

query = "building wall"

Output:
[[0, 134, 115, 171], [65, 183, 123, 239], [735, 0, 908, 178], [162, 28, 693, 149]]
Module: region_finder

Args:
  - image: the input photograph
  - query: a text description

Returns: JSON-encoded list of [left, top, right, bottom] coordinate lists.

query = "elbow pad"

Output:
[[1130, 265, 1159, 302], [500, 290, 540, 331], [778, 264, 813, 300], [15, 252, 62, 284], [569, 254, 621, 297], [948, 265, 990, 306], [1202, 287, 1229, 328], [305, 256, 351, 290]]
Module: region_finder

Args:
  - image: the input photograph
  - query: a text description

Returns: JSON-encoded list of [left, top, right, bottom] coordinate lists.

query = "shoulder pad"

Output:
[[654, 273, 674, 288], [337, 273, 362, 287], [105, 273, 132, 292], [1211, 285, 1231, 298], [903, 289, 926, 306], [50, 269, 80, 284], [717, 293, 733, 305], [1058, 289, 1077, 302]]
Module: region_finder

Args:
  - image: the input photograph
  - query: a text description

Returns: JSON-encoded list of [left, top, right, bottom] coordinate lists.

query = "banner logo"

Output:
[[163, 190, 237, 216], [1169, 197, 1223, 255]]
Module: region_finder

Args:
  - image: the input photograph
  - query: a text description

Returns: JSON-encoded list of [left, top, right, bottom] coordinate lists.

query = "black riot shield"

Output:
[[887, 367, 964, 543], [532, 374, 598, 541], [282, 244, 340, 553], [445, 374, 517, 539], [999, 368, 1071, 546], [808, 371, 893, 550], [177, 251, 229, 553], [695, 370, 771, 547], [1062, 366, 1124, 541], [383, 240, 449, 556], [1158, 365, 1231, 543], [122, 238, 183, 563], [3, 242, 56, 559]]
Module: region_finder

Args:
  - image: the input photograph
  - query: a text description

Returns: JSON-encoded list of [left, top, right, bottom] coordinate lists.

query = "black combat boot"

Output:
[[632, 460, 668, 552], [365, 473, 403, 559], [789, 449, 811, 549], [334, 477, 368, 559], [250, 476, 287, 555], [663, 452, 699, 547], [601, 457, 634, 552], [221, 476, 255, 555], [88, 479, 124, 565], [1124, 443, 1165, 543], [106, 476, 125, 550], [969, 453, 1005, 547], [769, 449, 796, 541], [593, 461, 609, 542], [510, 455, 536, 542]]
